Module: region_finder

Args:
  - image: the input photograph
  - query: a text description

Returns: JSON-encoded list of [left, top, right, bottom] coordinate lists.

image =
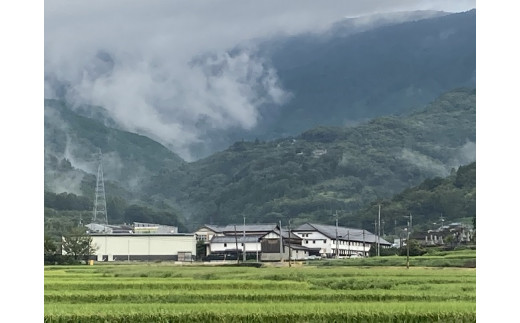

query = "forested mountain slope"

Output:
[[45, 99, 184, 195], [348, 161, 475, 233], [44, 99, 188, 237], [225, 10, 476, 145], [144, 88, 475, 230]]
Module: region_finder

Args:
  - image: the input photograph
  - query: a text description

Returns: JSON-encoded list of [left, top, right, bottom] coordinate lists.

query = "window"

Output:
[[313, 240, 316, 244], [305, 240, 308, 244], [224, 243, 227, 247], [323, 240, 327, 243]]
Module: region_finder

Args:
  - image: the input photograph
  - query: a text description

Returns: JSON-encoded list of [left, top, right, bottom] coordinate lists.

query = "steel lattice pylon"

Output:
[[93, 149, 108, 225]]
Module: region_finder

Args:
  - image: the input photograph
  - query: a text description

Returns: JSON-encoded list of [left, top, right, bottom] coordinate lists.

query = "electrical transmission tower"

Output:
[[92, 149, 108, 225]]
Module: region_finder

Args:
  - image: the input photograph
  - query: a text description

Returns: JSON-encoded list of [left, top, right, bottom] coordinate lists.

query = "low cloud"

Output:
[[448, 141, 476, 168], [45, 0, 475, 160], [399, 148, 451, 177], [399, 141, 476, 177]]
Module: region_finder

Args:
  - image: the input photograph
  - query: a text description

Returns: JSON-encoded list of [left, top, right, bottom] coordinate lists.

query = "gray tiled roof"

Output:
[[295, 223, 391, 245], [266, 228, 302, 240], [201, 225, 226, 233], [220, 224, 278, 233], [200, 224, 278, 234], [210, 235, 263, 243]]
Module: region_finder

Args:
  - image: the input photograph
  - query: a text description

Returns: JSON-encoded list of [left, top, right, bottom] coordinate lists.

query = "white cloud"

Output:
[[45, 0, 476, 160]]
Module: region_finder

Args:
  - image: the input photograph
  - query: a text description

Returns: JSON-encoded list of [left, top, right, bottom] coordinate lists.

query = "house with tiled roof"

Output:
[[293, 223, 391, 258], [195, 223, 279, 258]]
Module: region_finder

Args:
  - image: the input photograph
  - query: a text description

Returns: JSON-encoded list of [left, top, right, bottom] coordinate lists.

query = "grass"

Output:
[[45, 264, 475, 322]]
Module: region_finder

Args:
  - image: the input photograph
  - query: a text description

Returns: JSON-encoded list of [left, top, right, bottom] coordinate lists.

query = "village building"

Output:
[[415, 222, 474, 246], [260, 228, 312, 261], [195, 223, 279, 258], [293, 223, 391, 258], [87, 233, 196, 262], [195, 223, 315, 261], [63, 222, 195, 262]]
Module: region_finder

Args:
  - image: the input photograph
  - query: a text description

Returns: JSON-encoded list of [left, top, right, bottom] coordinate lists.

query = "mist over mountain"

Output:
[[44, 88, 475, 233], [44, 3, 476, 235], [45, 8, 475, 161], [141, 88, 475, 230], [219, 10, 476, 152], [44, 99, 184, 196]]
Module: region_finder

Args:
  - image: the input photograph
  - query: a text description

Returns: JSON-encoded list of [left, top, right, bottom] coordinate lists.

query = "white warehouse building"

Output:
[[88, 233, 197, 262], [294, 223, 391, 258]]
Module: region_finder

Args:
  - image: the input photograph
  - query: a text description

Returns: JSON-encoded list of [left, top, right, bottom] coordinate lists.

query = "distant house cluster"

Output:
[[392, 222, 475, 248], [195, 222, 391, 261], [69, 221, 391, 263], [419, 222, 474, 246]]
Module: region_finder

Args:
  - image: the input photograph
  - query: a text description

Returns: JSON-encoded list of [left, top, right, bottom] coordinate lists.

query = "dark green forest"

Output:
[[44, 191, 188, 240], [142, 89, 475, 229], [44, 88, 475, 235], [349, 162, 475, 233]]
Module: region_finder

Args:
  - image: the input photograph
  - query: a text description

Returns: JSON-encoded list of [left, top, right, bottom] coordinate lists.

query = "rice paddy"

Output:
[[44, 263, 475, 322]]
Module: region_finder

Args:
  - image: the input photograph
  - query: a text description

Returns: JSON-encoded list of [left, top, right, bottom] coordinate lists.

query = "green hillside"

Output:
[[45, 99, 184, 184], [144, 88, 475, 230], [44, 88, 475, 234], [347, 161, 475, 233], [44, 99, 188, 237]]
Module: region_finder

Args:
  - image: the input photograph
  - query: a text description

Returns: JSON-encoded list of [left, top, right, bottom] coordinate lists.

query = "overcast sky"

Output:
[[45, 0, 476, 160]]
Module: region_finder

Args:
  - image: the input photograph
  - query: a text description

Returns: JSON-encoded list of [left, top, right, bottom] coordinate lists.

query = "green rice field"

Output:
[[44, 263, 476, 322]]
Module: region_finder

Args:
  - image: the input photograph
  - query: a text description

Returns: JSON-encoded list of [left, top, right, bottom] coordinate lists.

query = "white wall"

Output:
[[210, 241, 261, 253], [295, 231, 330, 255], [90, 234, 196, 261], [195, 228, 220, 242], [295, 231, 370, 257]]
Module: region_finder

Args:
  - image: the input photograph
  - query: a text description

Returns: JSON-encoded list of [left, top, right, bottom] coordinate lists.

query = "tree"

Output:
[[62, 227, 98, 262], [196, 240, 206, 260], [399, 239, 426, 256], [44, 235, 58, 256]]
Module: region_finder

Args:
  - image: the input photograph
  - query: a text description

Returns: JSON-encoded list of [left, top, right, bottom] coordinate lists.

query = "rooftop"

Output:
[[294, 223, 391, 245]]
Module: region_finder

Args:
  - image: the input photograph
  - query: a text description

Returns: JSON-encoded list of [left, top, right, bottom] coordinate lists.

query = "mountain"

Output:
[[44, 88, 475, 234], [44, 10, 475, 160], [44, 99, 188, 236], [44, 98, 185, 195], [353, 161, 476, 234], [198, 10, 476, 157], [142, 88, 475, 230]]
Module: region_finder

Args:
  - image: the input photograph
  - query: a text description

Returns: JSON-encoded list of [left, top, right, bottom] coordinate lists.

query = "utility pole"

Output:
[[334, 211, 339, 259], [279, 220, 283, 262], [243, 216, 246, 262], [406, 220, 410, 269], [288, 219, 292, 267], [347, 230, 350, 257], [234, 225, 239, 264], [377, 205, 381, 257], [404, 213, 413, 269], [362, 229, 366, 257]]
